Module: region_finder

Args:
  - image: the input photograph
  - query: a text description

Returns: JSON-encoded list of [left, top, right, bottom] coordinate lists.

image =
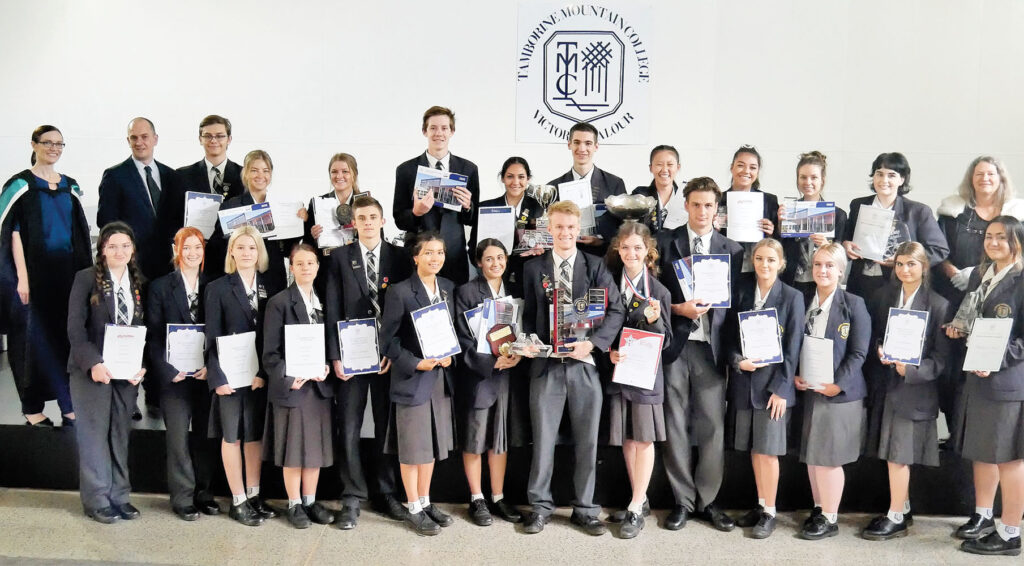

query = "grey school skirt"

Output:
[[799, 395, 864, 467], [728, 406, 789, 456], [462, 373, 510, 455], [208, 386, 266, 444], [954, 376, 1024, 464], [385, 373, 455, 465], [262, 386, 333, 468], [607, 394, 666, 445]]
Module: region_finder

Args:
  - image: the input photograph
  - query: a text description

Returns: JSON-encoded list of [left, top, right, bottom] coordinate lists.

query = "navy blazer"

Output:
[[631, 182, 682, 234], [725, 277, 805, 408], [521, 250, 626, 378], [67, 267, 145, 375], [169, 159, 245, 281], [380, 275, 458, 406], [262, 285, 333, 407], [325, 240, 412, 360], [469, 194, 545, 297], [203, 271, 282, 390], [145, 270, 206, 388], [655, 224, 745, 365], [548, 167, 626, 257], [454, 277, 519, 410], [804, 289, 871, 403], [956, 264, 1024, 401], [866, 283, 950, 420], [393, 153, 480, 285], [779, 205, 849, 287], [96, 157, 178, 279], [604, 268, 673, 404]]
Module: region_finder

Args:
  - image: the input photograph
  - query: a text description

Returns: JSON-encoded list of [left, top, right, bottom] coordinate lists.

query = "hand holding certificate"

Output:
[[611, 328, 664, 391], [337, 319, 381, 376], [102, 325, 147, 381], [881, 308, 928, 365], [963, 317, 1014, 373], [216, 332, 259, 389], [739, 308, 783, 365], [412, 302, 461, 359], [285, 324, 327, 380], [851, 205, 896, 261], [166, 324, 206, 376]]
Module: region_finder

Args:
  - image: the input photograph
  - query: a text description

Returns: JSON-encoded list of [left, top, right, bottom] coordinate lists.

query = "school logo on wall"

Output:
[[517, 3, 651, 144]]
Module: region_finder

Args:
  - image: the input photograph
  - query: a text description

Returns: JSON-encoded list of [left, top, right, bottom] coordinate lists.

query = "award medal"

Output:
[[624, 268, 656, 320]]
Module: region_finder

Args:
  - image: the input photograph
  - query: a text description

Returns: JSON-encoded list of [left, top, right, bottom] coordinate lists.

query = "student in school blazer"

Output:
[[548, 168, 626, 257], [454, 276, 516, 410], [170, 159, 245, 280], [809, 288, 871, 404], [262, 284, 334, 406], [958, 264, 1024, 401], [204, 271, 282, 392], [469, 193, 545, 297]]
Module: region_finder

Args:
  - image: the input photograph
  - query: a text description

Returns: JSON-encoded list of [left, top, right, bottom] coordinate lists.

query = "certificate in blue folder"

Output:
[[738, 309, 783, 365], [337, 318, 381, 376], [881, 308, 928, 366], [691, 254, 731, 308], [411, 302, 462, 359]]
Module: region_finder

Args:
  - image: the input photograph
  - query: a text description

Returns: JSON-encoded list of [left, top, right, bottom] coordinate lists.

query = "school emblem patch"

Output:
[[838, 323, 850, 339], [995, 303, 1012, 318]]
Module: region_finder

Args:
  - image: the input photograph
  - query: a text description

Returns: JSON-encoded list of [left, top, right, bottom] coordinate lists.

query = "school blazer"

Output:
[[203, 272, 282, 390], [806, 289, 871, 404], [262, 285, 333, 407], [67, 267, 145, 375], [655, 224, 745, 365], [145, 270, 207, 388], [521, 250, 626, 379], [325, 241, 412, 360], [454, 277, 517, 410], [548, 167, 627, 257], [380, 275, 458, 406], [844, 195, 949, 282], [958, 265, 1024, 401], [725, 277, 805, 408], [604, 268, 673, 404], [866, 283, 950, 420]]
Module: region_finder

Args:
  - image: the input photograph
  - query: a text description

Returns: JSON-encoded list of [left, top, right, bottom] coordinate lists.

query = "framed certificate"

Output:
[[881, 308, 928, 365], [738, 308, 783, 365], [166, 323, 205, 376], [411, 302, 461, 359], [692, 254, 731, 308], [337, 319, 381, 376]]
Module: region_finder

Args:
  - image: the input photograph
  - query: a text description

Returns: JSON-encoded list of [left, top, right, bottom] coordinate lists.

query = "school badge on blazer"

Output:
[[995, 303, 1012, 318], [838, 322, 850, 339]]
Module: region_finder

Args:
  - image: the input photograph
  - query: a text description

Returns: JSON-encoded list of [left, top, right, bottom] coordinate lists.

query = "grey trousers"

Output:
[[662, 341, 726, 512], [335, 372, 398, 504], [527, 361, 602, 518], [69, 372, 138, 513], [161, 378, 217, 508]]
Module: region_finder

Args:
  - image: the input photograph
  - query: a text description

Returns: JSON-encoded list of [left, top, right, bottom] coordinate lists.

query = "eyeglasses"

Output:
[[200, 134, 229, 142], [35, 141, 66, 149]]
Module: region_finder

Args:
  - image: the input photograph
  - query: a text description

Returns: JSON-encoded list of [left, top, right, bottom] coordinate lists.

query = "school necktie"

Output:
[[117, 287, 131, 326], [558, 259, 572, 303], [692, 236, 704, 255], [144, 165, 161, 212], [435, 160, 444, 171], [212, 166, 224, 196], [188, 292, 198, 323], [977, 278, 993, 317], [248, 290, 258, 324], [310, 308, 323, 324], [366, 250, 380, 318], [431, 293, 441, 305], [805, 307, 822, 336]]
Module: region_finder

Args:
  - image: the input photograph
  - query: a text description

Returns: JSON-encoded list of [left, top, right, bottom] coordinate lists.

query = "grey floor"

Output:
[[0, 488, 1011, 566]]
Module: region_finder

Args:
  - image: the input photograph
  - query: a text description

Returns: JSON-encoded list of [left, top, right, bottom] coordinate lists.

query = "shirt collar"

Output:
[[426, 152, 450, 171], [685, 224, 713, 249], [871, 196, 895, 210], [297, 285, 321, 315], [359, 239, 381, 259], [109, 268, 132, 294], [553, 248, 577, 268], [572, 166, 594, 182], [179, 271, 199, 295]]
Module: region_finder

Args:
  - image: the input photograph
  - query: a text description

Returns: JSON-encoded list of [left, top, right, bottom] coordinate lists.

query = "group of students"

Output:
[[1, 107, 1023, 557]]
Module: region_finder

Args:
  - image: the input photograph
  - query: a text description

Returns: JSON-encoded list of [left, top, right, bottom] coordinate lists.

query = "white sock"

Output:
[[757, 498, 766, 508], [408, 501, 423, 514], [302, 494, 315, 506], [492, 493, 504, 503], [977, 506, 994, 519], [419, 496, 430, 508], [998, 522, 1020, 541], [232, 493, 247, 506], [886, 510, 904, 524], [470, 493, 484, 502], [246, 486, 260, 498], [764, 506, 776, 518], [627, 500, 644, 514], [823, 512, 838, 524], [288, 499, 301, 509], [814, 501, 822, 510], [902, 500, 911, 514]]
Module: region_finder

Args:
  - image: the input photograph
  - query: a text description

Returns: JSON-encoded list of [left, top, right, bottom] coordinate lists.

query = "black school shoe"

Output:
[[248, 497, 278, 519], [619, 511, 645, 539], [862, 515, 908, 541], [737, 506, 764, 528], [956, 513, 996, 540], [696, 503, 735, 532], [800, 514, 838, 540], [468, 499, 493, 526], [85, 506, 120, 524], [609, 500, 651, 523], [375, 494, 408, 521], [569, 511, 607, 536], [286, 504, 311, 529], [802, 506, 823, 530], [305, 502, 335, 525], [229, 500, 264, 527], [424, 504, 454, 527], [961, 531, 1022, 556], [405, 510, 441, 536], [750, 512, 776, 539], [491, 499, 522, 523]]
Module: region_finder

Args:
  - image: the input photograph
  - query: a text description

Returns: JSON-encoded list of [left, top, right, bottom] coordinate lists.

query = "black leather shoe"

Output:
[[25, 416, 54, 427], [609, 500, 651, 523], [172, 505, 200, 521], [961, 531, 1022, 556], [336, 505, 359, 530], [492, 499, 522, 523], [803, 506, 823, 529], [570, 512, 607, 536], [195, 498, 221, 516], [115, 503, 141, 520], [800, 514, 839, 540], [424, 504, 454, 527], [229, 501, 263, 527], [286, 504, 311, 529], [956, 513, 996, 540], [85, 506, 120, 524], [468, 499, 493, 526], [405, 510, 441, 536], [378, 494, 408, 521], [697, 503, 735, 532], [249, 497, 278, 519], [750, 512, 776, 539], [737, 506, 764, 528], [664, 505, 688, 530], [61, 416, 75, 428], [619, 511, 645, 539], [862, 515, 908, 541], [522, 512, 547, 534], [305, 502, 334, 525], [131, 408, 142, 421]]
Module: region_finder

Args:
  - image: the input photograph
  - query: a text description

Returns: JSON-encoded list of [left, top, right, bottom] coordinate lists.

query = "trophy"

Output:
[[509, 333, 552, 358], [526, 183, 558, 229], [604, 194, 657, 223], [948, 290, 981, 335], [553, 288, 608, 355]]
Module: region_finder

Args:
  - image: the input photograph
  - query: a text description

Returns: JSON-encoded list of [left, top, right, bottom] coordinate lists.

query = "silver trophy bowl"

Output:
[[605, 194, 657, 221], [526, 184, 558, 208]]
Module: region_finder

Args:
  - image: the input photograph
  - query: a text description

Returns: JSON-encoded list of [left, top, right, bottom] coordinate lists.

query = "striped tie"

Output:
[[692, 236, 704, 255], [117, 287, 131, 325], [366, 250, 381, 318], [310, 308, 323, 324], [804, 307, 822, 336], [431, 293, 441, 305], [212, 166, 224, 196], [558, 259, 572, 304], [188, 292, 198, 323]]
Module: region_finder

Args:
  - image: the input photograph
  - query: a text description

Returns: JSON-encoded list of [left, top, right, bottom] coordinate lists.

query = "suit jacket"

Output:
[[96, 157, 179, 279], [380, 275, 458, 406], [67, 267, 145, 374], [866, 282, 949, 420], [454, 276, 519, 409], [805, 289, 871, 403], [655, 224, 745, 364], [604, 267, 673, 404], [145, 270, 207, 388], [393, 153, 480, 285], [957, 264, 1024, 401], [170, 159, 244, 280], [779, 205, 848, 286], [203, 271, 282, 390], [548, 167, 626, 257], [262, 285, 333, 407], [521, 249, 626, 378], [325, 240, 412, 360], [725, 277, 805, 408], [469, 194, 545, 296]]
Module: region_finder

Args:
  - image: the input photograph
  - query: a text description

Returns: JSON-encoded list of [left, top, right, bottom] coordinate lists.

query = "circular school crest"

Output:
[[995, 303, 1012, 318], [838, 323, 850, 339], [574, 298, 589, 314]]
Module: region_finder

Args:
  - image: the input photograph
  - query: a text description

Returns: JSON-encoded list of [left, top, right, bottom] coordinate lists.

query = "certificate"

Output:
[[691, 254, 731, 308], [963, 317, 1014, 373], [738, 308, 783, 364], [411, 302, 461, 359], [881, 308, 928, 365], [216, 332, 259, 389], [662, 196, 688, 230], [218, 202, 276, 238], [800, 335, 834, 389], [313, 196, 353, 249], [267, 200, 305, 240], [476, 206, 515, 253], [672, 257, 694, 302], [338, 319, 381, 375], [475, 299, 497, 354], [284, 324, 326, 379], [726, 191, 765, 243], [102, 325, 146, 380], [780, 199, 836, 238], [851, 205, 896, 261], [558, 178, 597, 234], [184, 192, 224, 238], [166, 324, 205, 375], [463, 305, 484, 339], [611, 328, 664, 391]]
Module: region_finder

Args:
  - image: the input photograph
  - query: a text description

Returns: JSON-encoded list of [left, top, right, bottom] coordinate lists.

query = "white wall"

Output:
[[1, 0, 1021, 239]]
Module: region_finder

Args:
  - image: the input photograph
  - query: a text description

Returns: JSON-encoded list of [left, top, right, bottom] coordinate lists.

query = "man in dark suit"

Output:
[[655, 177, 744, 533], [393, 105, 479, 285], [97, 117, 177, 281], [520, 201, 625, 537], [547, 122, 627, 258], [326, 196, 413, 528]]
